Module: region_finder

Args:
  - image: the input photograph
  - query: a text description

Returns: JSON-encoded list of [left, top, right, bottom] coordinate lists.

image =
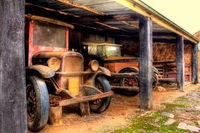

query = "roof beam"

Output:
[[25, 14, 74, 29], [56, 0, 105, 15], [114, 0, 199, 43], [25, 3, 79, 18], [120, 21, 138, 28], [66, 14, 141, 23], [95, 22, 120, 30]]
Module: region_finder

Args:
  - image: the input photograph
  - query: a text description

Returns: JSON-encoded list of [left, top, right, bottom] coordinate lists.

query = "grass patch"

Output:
[[175, 96, 190, 103], [163, 103, 187, 112], [112, 112, 191, 133], [112, 95, 193, 133]]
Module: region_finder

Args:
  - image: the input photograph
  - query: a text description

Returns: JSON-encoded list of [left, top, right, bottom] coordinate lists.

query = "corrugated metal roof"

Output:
[[25, 0, 199, 44]]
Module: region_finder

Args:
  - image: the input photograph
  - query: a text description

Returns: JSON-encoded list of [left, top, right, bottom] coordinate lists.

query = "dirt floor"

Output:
[[30, 84, 200, 133]]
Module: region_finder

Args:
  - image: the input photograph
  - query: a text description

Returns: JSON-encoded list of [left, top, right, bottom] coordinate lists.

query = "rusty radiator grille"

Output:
[[60, 55, 83, 96]]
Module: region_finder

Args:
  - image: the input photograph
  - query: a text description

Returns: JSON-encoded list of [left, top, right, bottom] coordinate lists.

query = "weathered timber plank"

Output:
[[158, 78, 176, 83], [0, 1, 27, 133], [111, 72, 138, 77], [111, 86, 139, 92], [192, 43, 198, 84], [59, 92, 113, 106], [139, 17, 153, 109], [56, 0, 105, 15], [25, 14, 74, 29], [176, 35, 185, 90]]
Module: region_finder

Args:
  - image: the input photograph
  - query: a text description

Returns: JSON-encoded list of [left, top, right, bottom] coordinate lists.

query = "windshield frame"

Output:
[[104, 45, 122, 57], [28, 20, 69, 65]]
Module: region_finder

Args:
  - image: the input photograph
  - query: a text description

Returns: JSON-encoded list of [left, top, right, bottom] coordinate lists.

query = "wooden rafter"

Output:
[[64, 14, 141, 23], [95, 22, 120, 30], [25, 3, 79, 18], [25, 14, 74, 29], [56, 0, 105, 15], [74, 23, 103, 31], [120, 21, 138, 28]]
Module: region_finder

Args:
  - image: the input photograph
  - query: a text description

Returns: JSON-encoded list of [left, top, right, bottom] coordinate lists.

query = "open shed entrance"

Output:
[[0, 0, 199, 132]]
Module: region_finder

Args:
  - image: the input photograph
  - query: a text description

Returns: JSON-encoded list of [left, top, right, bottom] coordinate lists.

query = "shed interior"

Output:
[[25, 0, 198, 82]]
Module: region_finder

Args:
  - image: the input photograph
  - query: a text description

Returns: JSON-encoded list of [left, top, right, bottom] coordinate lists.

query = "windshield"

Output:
[[85, 45, 121, 58], [33, 21, 66, 48], [105, 46, 121, 57]]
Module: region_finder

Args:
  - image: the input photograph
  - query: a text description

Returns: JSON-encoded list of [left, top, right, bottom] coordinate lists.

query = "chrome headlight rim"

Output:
[[89, 60, 99, 72], [47, 57, 61, 71]]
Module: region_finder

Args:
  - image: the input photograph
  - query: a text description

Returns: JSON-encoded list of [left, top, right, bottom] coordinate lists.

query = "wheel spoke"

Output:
[[26, 83, 37, 123]]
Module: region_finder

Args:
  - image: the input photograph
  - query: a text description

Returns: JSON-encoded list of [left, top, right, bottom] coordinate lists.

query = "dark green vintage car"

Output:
[[80, 42, 159, 93]]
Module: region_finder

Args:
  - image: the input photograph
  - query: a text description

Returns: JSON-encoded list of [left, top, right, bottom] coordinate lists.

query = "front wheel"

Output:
[[89, 76, 112, 113], [26, 76, 49, 132]]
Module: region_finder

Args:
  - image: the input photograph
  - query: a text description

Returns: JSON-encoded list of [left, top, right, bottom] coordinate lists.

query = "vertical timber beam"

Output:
[[0, 1, 26, 133], [139, 17, 153, 109], [176, 36, 185, 91], [192, 43, 198, 84]]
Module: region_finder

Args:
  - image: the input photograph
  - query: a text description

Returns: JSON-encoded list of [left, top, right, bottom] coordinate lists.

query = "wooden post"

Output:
[[192, 43, 198, 84], [176, 36, 185, 90], [49, 107, 63, 125], [139, 17, 153, 109], [0, 1, 26, 133]]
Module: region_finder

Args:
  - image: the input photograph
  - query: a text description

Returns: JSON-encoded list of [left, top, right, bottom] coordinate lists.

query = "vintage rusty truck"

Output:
[[81, 42, 159, 93], [25, 18, 113, 131]]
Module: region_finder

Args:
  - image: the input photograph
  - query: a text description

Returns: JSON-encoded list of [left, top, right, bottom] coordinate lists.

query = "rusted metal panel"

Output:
[[60, 52, 83, 96], [105, 62, 138, 73]]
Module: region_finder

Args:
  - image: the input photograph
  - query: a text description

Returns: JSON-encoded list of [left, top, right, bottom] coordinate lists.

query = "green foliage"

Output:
[[112, 96, 194, 133], [112, 111, 191, 133]]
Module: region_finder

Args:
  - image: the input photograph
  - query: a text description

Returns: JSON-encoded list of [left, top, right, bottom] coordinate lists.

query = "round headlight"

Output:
[[47, 57, 61, 71], [89, 60, 99, 72]]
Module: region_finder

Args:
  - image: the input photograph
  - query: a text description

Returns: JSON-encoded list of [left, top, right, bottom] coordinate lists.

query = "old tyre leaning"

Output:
[[89, 76, 112, 113], [26, 76, 49, 132]]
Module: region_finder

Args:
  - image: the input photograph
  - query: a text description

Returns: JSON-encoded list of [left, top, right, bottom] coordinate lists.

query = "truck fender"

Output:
[[98, 66, 111, 77], [84, 67, 111, 86], [26, 65, 55, 78], [119, 67, 139, 73]]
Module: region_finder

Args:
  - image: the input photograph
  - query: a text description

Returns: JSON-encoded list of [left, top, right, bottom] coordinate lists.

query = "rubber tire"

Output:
[[27, 76, 49, 132], [90, 76, 112, 113]]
